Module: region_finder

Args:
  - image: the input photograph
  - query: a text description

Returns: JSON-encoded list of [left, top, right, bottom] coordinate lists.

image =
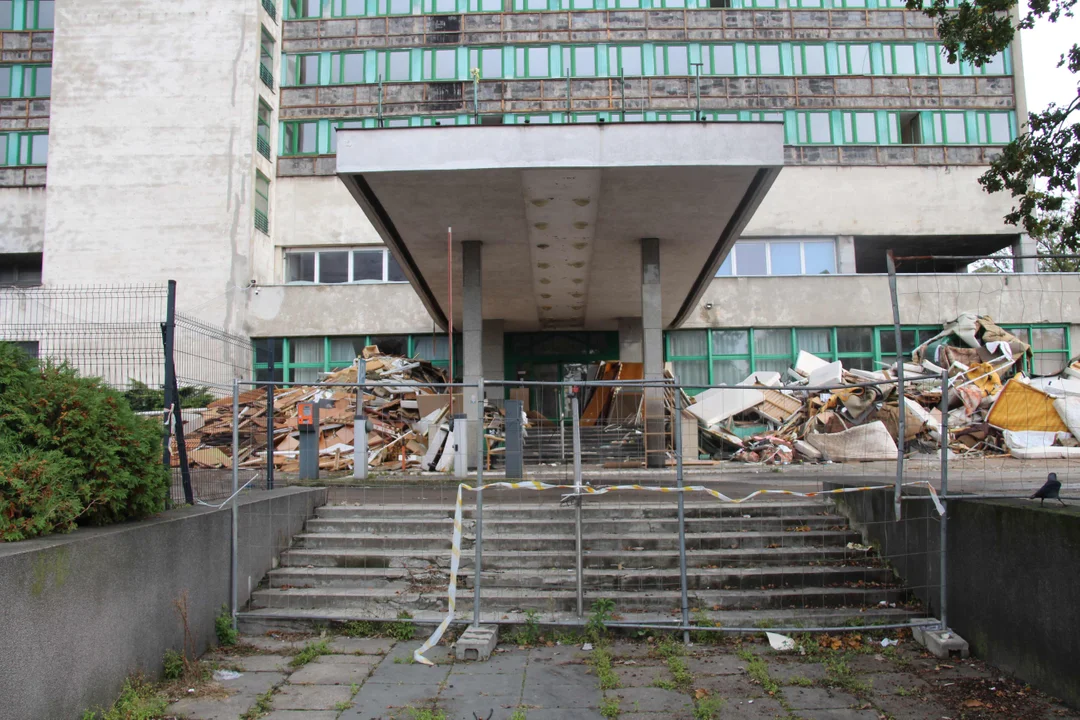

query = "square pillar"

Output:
[[837, 236, 857, 274], [618, 317, 643, 363], [462, 240, 483, 469], [1012, 235, 1039, 273], [482, 319, 505, 407], [641, 238, 666, 469]]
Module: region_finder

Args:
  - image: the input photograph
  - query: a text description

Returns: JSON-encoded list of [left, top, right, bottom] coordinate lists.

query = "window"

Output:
[[841, 111, 878, 144], [928, 111, 968, 144], [291, 0, 322, 17], [423, 48, 458, 80], [256, 334, 458, 384], [883, 45, 917, 75], [377, 0, 412, 13], [333, 0, 367, 15], [0, 0, 12, 29], [793, 45, 827, 75], [838, 45, 871, 75], [0, 252, 43, 287], [1006, 326, 1070, 375], [926, 45, 961, 75], [257, 102, 273, 160], [17, 132, 47, 165], [0, 66, 10, 97], [285, 247, 407, 284], [25, 0, 52, 29], [331, 52, 365, 83], [972, 52, 1006, 75], [898, 111, 921, 144], [608, 46, 643, 77], [716, 239, 837, 276], [284, 54, 320, 85], [702, 44, 735, 75], [255, 173, 270, 233], [381, 50, 412, 81], [654, 45, 690, 76], [468, 0, 501, 9], [329, 120, 364, 152], [260, 30, 275, 88], [975, 112, 1012, 144], [563, 46, 598, 77], [282, 120, 318, 154], [469, 48, 503, 79], [515, 0, 550, 9], [747, 45, 781, 75], [22, 65, 50, 97], [515, 46, 551, 78], [795, 111, 833, 144]]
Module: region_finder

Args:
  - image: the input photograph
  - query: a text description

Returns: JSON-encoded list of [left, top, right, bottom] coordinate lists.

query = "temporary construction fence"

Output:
[[0, 281, 253, 506]]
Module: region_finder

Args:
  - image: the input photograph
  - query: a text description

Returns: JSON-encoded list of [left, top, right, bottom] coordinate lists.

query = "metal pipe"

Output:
[[939, 368, 949, 631], [571, 394, 584, 619], [886, 249, 905, 521], [353, 357, 367, 481], [893, 253, 1080, 262], [620, 70, 625, 122], [448, 227, 453, 382], [160, 280, 177, 501], [266, 341, 275, 490], [673, 383, 689, 644], [231, 378, 240, 630], [377, 76, 384, 127], [566, 70, 572, 122], [691, 63, 703, 121], [473, 376, 485, 626]]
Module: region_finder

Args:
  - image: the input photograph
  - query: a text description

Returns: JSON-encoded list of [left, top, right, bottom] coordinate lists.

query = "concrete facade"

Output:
[[0, 188, 46, 254], [0, 486, 326, 720]]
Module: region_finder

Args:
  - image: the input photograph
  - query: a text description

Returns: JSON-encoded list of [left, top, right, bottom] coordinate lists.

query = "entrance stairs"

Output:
[[239, 497, 918, 632], [521, 425, 645, 464]]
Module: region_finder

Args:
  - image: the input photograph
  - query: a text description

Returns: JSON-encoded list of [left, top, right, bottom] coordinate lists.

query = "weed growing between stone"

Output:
[[599, 694, 620, 719], [692, 691, 725, 720], [80, 676, 168, 720], [389, 611, 417, 642], [506, 609, 542, 646], [215, 605, 238, 647], [289, 639, 331, 668], [585, 598, 616, 645], [590, 646, 621, 691], [240, 688, 274, 720]]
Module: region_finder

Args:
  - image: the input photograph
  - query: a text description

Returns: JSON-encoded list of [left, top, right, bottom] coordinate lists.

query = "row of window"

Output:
[[285, 246, 408, 284], [282, 42, 1008, 85], [0, 64, 50, 99], [255, 334, 455, 382], [667, 324, 1072, 388], [279, 109, 1015, 155], [285, 0, 961, 19], [0, 0, 53, 30], [717, 239, 838, 276], [0, 131, 47, 167]]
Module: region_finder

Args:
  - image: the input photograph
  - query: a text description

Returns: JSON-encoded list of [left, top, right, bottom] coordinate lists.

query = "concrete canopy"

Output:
[[337, 122, 783, 332]]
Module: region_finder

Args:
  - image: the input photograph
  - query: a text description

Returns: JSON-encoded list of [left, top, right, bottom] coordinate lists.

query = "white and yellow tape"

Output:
[[412, 479, 944, 665]]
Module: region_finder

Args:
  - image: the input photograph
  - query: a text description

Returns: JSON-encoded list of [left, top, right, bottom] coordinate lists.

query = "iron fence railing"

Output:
[[256, 134, 272, 160], [259, 63, 274, 90], [261, 0, 277, 20]]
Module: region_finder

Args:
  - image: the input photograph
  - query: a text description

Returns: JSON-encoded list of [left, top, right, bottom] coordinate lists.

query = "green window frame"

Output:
[[21, 64, 50, 97], [15, 131, 46, 166], [882, 44, 918, 75], [792, 44, 828, 75], [974, 111, 1012, 145], [513, 0, 553, 9], [746, 44, 782, 75], [422, 47, 459, 80], [0, 0, 12, 30], [514, 46, 553, 78], [254, 334, 461, 384], [255, 173, 270, 234], [469, 47, 504, 79], [832, 0, 868, 7], [701, 44, 735, 75], [24, 0, 52, 29], [330, 51, 366, 84], [281, 120, 319, 155], [654, 44, 691, 76], [260, 30, 276, 89], [841, 111, 878, 144], [377, 50, 414, 82], [970, 51, 1008, 75], [563, 45, 599, 77], [927, 111, 969, 144], [329, 119, 365, 152], [467, 0, 502, 9], [0, 66, 11, 97], [284, 53, 321, 86], [793, 111, 833, 144], [0, 132, 7, 166], [925, 44, 961, 75], [1003, 325, 1071, 375], [291, 0, 324, 17], [332, 0, 367, 15], [837, 44, 871, 75], [607, 45, 644, 77], [257, 102, 273, 160]]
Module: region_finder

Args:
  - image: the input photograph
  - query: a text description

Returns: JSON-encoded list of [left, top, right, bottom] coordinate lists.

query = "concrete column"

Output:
[[618, 317, 643, 363], [641, 238, 665, 469], [1012, 235, 1039, 273], [482, 319, 505, 406], [836, 236, 857, 274], [462, 240, 483, 469]]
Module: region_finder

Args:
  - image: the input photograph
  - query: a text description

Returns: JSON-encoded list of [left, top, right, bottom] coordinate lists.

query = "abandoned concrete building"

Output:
[[1, 0, 1077, 399]]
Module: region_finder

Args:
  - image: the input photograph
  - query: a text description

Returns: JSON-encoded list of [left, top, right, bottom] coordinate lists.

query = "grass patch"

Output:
[[599, 694, 620, 719], [506, 609, 542, 647], [788, 674, 815, 687], [693, 693, 725, 720], [690, 609, 724, 645], [215, 605, 239, 647], [589, 646, 620, 691], [341, 620, 379, 638], [738, 648, 780, 696], [404, 708, 446, 720], [81, 676, 168, 720], [586, 598, 616, 645], [289, 639, 331, 668], [240, 689, 274, 720], [388, 611, 416, 642], [821, 654, 870, 695], [508, 709, 528, 720]]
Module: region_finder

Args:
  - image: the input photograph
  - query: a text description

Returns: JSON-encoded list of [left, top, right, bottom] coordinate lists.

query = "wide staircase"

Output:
[[239, 496, 920, 632]]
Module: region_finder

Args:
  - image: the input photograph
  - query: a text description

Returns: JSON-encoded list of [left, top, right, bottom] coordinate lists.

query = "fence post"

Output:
[[473, 376, 484, 627], [571, 394, 584, 619], [161, 281, 177, 505], [161, 280, 193, 506], [939, 369, 949, 630], [265, 341, 275, 491], [886, 250, 905, 520], [674, 383, 690, 643], [354, 357, 367, 481], [231, 377, 240, 630]]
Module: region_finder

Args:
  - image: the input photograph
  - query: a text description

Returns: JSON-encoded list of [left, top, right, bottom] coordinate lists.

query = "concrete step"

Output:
[[237, 605, 921, 635], [265, 564, 896, 592], [291, 529, 861, 552], [249, 585, 908, 613], [302, 514, 849, 536], [279, 545, 871, 570]]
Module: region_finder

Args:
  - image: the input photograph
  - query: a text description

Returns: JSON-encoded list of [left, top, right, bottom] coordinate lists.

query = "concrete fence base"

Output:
[[0, 486, 326, 720]]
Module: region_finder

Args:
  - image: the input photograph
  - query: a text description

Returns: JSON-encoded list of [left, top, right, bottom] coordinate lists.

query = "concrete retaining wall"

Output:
[[0, 486, 326, 720], [827, 484, 1080, 709]]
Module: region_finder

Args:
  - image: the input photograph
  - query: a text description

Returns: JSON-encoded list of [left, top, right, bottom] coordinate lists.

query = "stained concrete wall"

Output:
[[828, 485, 1080, 709], [0, 486, 326, 720], [246, 282, 435, 337], [0, 187, 46, 253], [41, 0, 265, 331]]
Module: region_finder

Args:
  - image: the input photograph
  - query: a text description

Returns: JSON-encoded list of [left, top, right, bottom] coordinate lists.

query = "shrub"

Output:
[[123, 379, 216, 412], [0, 343, 170, 541]]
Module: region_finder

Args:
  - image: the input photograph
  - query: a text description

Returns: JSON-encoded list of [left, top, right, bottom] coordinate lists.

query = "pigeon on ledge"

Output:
[[1030, 472, 1065, 507]]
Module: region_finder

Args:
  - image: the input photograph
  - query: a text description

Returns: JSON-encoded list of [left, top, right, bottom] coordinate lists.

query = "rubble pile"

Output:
[[175, 346, 502, 473], [689, 313, 1080, 464]]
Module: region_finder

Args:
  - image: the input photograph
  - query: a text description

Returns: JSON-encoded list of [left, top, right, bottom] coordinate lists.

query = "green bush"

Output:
[[0, 343, 169, 541], [123, 379, 216, 412]]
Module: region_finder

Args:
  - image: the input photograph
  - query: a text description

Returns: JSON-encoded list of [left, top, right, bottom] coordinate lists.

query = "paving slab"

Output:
[[441, 671, 524, 699], [315, 653, 382, 666], [242, 635, 309, 653], [512, 710, 605, 720], [771, 660, 828, 683], [263, 712, 339, 720], [784, 686, 862, 710], [440, 695, 523, 720], [328, 636, 396, 655], [720, 697, 788, 717], [616, 663, 671, 688], [614, 686, 696, 714], [798, 710, 881, 720], [620, 711, 694, 720], [527, 644, 591, 664], [273, 683, 355, 710], [230, 654, 293, 672], [450, 648, 528, 675], [341, 682, 441, 719], [288, 660, 376, 685], [167, 672, 286, 720], [685, 653, 746, 676], [522, 660, 602, 709]]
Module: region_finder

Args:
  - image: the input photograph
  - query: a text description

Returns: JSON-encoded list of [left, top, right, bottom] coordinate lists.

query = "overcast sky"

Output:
[[1019, 14, 1080, 115]]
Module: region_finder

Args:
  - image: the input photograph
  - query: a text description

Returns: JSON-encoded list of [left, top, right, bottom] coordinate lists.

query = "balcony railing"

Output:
[[257, 134, 272, 160], [259, 64, 274, 91], [261, 0, 277, 20], [254, 209, 269, 234]]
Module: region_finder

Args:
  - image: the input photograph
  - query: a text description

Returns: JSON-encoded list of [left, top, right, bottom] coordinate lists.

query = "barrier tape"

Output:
[[412, 479, 944, 665]]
